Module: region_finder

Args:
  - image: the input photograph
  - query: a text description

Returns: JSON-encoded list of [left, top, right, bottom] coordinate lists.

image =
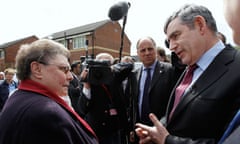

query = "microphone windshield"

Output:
[[108, 1, 130, 21]]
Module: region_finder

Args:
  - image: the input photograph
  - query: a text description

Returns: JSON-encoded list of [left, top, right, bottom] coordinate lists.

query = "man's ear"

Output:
[[194, 15, 207, 35], [30, 61, 43, 79]]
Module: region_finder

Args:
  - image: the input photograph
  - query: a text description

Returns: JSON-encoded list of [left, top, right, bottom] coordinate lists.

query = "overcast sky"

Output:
[[0, 0, 233, 55]]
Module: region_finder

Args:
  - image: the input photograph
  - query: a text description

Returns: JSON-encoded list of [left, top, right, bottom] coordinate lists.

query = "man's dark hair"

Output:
[[71, 61, 81, 70]]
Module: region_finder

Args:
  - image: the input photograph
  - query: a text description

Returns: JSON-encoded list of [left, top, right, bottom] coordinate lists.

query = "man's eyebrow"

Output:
[[168, 30, 179, 40]]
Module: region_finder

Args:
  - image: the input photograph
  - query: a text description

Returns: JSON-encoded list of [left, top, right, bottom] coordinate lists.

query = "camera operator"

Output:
[[78, 53, 133, 144]]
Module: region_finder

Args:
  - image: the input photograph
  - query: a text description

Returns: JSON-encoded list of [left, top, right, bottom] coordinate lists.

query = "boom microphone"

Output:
[[108, 1, 131, 21]]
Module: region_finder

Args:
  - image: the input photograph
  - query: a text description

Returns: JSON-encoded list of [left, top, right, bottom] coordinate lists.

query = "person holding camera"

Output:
[[78, 53, 133, 144]]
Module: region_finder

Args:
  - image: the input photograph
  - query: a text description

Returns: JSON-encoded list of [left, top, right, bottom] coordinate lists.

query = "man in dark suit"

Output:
[[68, 61, 83, 114], [134, 37, 176, 125], [135, 4, 240, 144], [126, 37, 181, 143]]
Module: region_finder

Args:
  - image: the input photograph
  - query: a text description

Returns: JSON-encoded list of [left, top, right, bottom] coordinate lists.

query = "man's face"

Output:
[[0, 74, 4, 80], [137, 38, 157, 67], [5, 72, 14, 82], [74, 64, 81, 75], [166, 17, 205, 65]]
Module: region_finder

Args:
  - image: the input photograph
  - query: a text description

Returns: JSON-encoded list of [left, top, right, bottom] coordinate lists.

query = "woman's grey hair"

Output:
[[15, 39, 70, 80], [164, 4, 218, 34]]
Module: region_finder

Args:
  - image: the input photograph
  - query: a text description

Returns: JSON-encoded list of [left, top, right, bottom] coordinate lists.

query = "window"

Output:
[[58, 39, 68, 48], [73, 36, 86, 49], [0, 50, 5, 58]]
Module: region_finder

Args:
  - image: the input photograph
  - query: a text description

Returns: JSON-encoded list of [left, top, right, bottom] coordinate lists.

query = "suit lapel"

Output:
[[136, 67, 142, 102], [169, 47, 235, 122], [150, 61, 163, 91], [136, 61, 164, 102]]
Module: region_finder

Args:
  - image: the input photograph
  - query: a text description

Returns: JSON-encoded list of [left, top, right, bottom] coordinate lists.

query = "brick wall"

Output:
[[68, 21, 131, 64], [1, 36, 38, 71]]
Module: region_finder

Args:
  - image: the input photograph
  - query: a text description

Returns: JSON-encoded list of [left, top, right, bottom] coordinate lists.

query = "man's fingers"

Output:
[[136, 123, 152, 131], [139, 136, 152, 144], [149, 113, 163, 128], [135, 127, 148, 138]]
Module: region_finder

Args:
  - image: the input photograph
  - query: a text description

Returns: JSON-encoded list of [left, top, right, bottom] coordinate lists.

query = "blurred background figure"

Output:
[[113, 57, 120, 64], [120, 55, 138, 143], [71, 61, 82, 78], [68, 61, 83, 114], [0, 68, 18, 112], [0, 71, 4, 82], [217, 31, 227, 45], [121, 56, 135, 93], [156, 46, 170, 63], [121, 56, 134, 64]]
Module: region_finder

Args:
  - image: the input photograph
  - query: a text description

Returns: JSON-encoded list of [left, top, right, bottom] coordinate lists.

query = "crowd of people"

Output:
[[0, 0, 240, 144]]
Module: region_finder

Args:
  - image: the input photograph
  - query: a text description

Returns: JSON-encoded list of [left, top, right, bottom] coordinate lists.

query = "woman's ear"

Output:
[[30, 61, 43, 79]]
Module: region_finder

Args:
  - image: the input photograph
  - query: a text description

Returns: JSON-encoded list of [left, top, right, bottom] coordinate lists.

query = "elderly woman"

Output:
[[0, 39, 98, 144]]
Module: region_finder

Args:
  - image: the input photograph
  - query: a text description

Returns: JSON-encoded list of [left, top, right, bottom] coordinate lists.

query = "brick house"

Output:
[[0, 35, 39, 71], [48, 19, 131, 63], [0, 20, 131, 71]]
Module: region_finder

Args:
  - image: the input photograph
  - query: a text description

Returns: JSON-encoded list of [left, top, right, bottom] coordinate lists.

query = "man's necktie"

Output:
[[141, 68, 151, 124], [169, 64, 197, 120], [218, 110, 240, 143]]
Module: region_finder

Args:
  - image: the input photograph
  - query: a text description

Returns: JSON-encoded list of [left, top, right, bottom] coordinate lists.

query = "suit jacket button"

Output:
[[102, 122, 106, 126]]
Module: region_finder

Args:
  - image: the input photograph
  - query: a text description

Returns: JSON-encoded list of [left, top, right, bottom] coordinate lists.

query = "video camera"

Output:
[[81, 58, 113, 85], [79, 1, 131, 85]]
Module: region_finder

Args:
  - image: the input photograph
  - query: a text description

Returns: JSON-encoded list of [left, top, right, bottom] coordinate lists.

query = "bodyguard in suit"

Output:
[[127, 37, 181, 144], [135, 4, 240, 144], [134, 37, 177, 125]]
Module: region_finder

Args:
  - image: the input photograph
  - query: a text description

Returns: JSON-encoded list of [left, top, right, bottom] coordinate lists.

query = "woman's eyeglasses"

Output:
[[49, 64, 71, 74], [38, 61, 71, 74]]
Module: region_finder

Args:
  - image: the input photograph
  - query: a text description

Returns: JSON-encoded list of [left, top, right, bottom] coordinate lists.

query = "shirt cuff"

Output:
[[83, 87, 91, 99]]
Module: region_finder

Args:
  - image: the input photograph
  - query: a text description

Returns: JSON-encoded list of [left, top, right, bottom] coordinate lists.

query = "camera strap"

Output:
[[101, 84, 118, 116], [101, 84, 113, 102]]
